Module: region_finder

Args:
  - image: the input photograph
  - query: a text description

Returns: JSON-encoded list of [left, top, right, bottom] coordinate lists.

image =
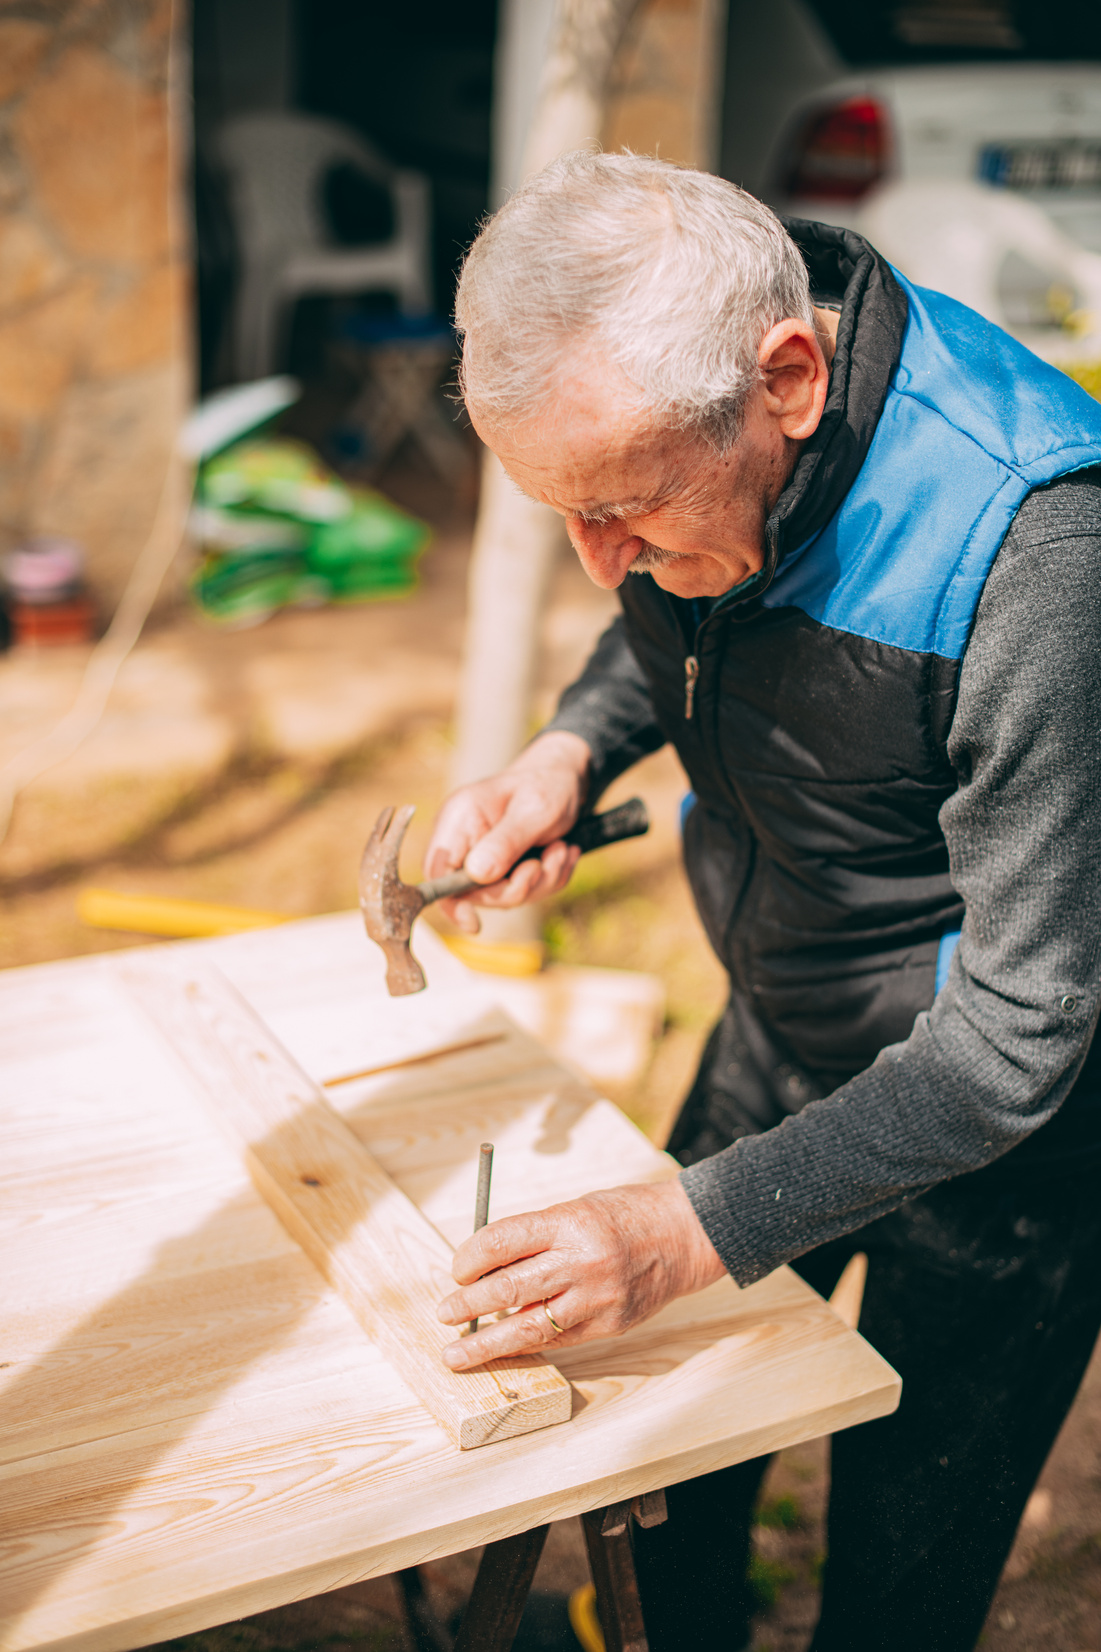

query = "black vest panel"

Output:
[[621, 583, 964, 1088]]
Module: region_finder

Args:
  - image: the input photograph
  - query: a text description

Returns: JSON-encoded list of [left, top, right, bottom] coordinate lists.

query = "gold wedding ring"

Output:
[[542, 1298, 566, 1335]]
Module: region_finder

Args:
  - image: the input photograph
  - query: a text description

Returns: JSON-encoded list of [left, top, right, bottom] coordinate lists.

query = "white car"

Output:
[[722, 2, 1101, 363], [776, 64, 1101, 249]]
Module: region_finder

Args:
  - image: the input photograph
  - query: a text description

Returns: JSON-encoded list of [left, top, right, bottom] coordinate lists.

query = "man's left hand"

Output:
[[437, 1179, 727, 1369]]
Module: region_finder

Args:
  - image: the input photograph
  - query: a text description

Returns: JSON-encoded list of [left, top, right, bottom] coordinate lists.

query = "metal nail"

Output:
[[467, 1142, 493, 1336]]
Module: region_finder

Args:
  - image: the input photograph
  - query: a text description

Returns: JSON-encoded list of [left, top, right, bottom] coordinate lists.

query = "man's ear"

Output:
[[757, 319, 829, 442]]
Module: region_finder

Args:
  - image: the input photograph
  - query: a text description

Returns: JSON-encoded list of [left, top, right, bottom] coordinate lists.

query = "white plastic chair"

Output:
[[218, 113, 432, 383]]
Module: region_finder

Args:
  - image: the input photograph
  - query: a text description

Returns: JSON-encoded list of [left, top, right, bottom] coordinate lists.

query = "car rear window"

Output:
[[805, 1, 1101, 65]]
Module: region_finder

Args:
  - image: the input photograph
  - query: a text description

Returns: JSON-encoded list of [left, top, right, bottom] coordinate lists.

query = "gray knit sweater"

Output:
[[554, 472, 1101, 1286]]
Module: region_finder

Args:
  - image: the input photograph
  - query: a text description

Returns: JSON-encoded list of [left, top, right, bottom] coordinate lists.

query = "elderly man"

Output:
[[426, 152, 1101, 1651]]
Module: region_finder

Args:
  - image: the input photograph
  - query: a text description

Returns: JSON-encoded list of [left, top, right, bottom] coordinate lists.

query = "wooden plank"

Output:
[[0, 1267, 899, 1652], [120, 961, 572, 1451], [0, 917, 899, 1652]]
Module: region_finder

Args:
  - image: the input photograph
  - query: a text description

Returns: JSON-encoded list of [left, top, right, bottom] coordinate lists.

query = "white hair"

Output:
[[455, 151, 814, 453]]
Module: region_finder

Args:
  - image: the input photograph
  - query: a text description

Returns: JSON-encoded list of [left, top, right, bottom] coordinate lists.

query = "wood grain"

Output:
[[0, 915, 899, 1652], [121, 962, 571, 1450]]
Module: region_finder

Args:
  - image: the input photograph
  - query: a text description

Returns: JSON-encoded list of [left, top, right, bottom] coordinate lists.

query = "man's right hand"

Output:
[[423, 731, 593, 933]]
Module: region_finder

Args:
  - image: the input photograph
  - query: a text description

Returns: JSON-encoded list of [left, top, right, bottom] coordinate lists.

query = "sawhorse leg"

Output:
[[396, 1526, 547, 1652], [395, 1562, 455, 1652], [396, 1491, 666, 1652], [452, 1523, 550, 1651], [581, 1492, 665, 1652]]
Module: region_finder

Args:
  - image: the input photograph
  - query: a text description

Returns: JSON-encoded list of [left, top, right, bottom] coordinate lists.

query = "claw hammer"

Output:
[[358, 798, 649, 995]]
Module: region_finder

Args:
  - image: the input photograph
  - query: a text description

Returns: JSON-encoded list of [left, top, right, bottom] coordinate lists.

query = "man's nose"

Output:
[[565, 516, 640, 589]]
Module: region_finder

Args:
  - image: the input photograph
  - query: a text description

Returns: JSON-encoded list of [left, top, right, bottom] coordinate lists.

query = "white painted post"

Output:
[[448, 0, 644, 961]]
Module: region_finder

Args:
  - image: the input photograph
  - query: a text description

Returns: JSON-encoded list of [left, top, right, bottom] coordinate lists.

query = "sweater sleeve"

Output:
[[680, 471, 1101, 1285], [542, 612, 667, 800]]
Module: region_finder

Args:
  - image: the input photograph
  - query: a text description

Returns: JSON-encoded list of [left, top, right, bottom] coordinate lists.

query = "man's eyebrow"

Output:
[[574, 496, 669, 524]]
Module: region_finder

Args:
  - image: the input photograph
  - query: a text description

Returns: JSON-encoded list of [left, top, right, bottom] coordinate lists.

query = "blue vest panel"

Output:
[[762, 275, 1101, 659]]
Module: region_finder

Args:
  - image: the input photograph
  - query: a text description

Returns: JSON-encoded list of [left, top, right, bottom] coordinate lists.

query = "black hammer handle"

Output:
[[415, 796, 650, 906], [557, 795, 650, 856]]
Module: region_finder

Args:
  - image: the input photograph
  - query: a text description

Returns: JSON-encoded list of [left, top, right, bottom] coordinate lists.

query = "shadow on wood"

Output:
[[122, 962, 572, 1449]]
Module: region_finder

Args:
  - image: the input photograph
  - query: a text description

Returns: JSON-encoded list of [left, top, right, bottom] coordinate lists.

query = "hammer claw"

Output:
[[359, 804, 431, 996], [364, 803, 396, 854]]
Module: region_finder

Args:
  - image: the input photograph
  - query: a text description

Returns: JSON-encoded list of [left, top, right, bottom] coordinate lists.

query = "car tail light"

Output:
[[784, 96, 891, 202]]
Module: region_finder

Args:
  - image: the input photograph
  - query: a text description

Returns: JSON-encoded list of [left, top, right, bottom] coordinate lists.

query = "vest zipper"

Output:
[[684, 654, 699, 720], [673, 532, 778, 725]]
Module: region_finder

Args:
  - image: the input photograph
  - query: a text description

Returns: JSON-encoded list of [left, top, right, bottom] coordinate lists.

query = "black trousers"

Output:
[[632, 1160, 1101, 1652]]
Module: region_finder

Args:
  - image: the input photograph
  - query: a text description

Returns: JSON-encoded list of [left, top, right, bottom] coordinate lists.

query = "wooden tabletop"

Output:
[[1, 915, 900, 1652]]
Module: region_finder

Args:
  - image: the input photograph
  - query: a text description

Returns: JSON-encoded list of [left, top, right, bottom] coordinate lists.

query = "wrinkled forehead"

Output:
[[469, 391, 702, 519], [467, 339, 678, 453], [462, 331, 642, 423]]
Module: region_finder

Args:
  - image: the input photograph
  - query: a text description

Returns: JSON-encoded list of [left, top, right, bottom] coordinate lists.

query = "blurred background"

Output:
[[3, 2, 1101, 1646]]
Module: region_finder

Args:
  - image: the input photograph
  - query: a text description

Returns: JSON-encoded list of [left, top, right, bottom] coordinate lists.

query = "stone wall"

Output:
[[0, 0, 188, 609], [0, 0, 715, 616]]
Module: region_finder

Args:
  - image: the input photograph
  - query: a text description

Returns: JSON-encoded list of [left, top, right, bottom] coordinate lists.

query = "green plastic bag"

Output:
[[190, 438, 430, 624], [200, 438, 353, 522]]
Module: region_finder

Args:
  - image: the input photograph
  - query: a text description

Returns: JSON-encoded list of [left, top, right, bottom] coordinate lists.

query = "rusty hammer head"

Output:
[[360, 794, 650, 996], [359, 805, 485, 995], [358, 805, 431, 996]]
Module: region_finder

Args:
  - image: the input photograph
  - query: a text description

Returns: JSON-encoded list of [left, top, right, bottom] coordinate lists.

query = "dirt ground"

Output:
[[4, 501, 1101, 1650]]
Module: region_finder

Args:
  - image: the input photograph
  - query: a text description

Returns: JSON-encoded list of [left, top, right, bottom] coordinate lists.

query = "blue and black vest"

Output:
[[615, 223, 1101, 1150]]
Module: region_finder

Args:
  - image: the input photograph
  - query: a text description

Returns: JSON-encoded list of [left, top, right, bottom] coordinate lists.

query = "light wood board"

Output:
[[121, 961, 570, 1449], [0, 914, 900, 1652]]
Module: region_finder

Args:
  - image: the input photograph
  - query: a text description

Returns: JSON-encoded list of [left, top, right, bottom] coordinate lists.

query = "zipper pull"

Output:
[[684, 654, 699, 720]]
